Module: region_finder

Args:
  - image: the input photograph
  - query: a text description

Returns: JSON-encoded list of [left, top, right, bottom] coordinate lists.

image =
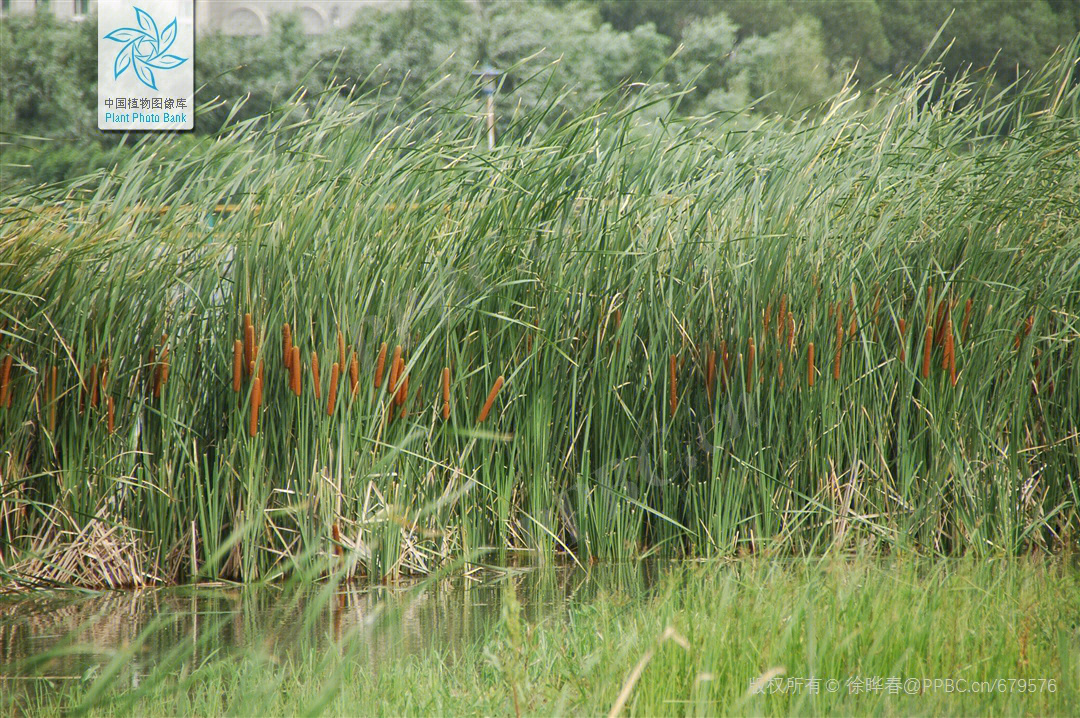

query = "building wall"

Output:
[[1, 0, 398, 34]]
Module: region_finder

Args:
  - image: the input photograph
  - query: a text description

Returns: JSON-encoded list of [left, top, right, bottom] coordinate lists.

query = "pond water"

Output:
[[0, 561, 663, 701]]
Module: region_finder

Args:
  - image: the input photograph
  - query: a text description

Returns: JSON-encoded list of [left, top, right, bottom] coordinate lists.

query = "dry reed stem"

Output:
[[249, 375, 262, 437], [349, 350, 358, 397], [746, 338, 755, 393], [669, 354, 677, 417], [283, 323, 292, 369], [327, 362, 340, 416], [311, 351, 321, 400], [243, 316, 254, 373], [786, 314, 795, 354], [374, 342, 387, 388], [477, 375, 504, 423], [922, 325, 933, 379], [290, 346, 301, 396], [232, 340, 243, 392], [807, 342, 815, 387]]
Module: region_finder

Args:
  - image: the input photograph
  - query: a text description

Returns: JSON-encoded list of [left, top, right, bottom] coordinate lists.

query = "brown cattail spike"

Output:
[[807, 342, 816, 387], [290, 346, 302, 396], [777, 295, 788, 340], [233, 340, 243, 392], [396, 374, 409, 407], [283, 323, 293, 369], [898, 319, 907, 362], [0, 355, 11, 409], [249, 376, 262, 437], [157, 344, 169, 397], [349, 350, 359, 397], [389, 345, 402, 395], [669, 354, 678, 417], [477, 375, 505, 423], [337, 330, 345, 370], [90, 363, 100, 408], [327, 362, 340, 416], [942, 316, 953, 371], [922, 325, 933, 379], [311, 351, 321, 400], [746, 338, 755, 393], [374, 342, 387, 389]]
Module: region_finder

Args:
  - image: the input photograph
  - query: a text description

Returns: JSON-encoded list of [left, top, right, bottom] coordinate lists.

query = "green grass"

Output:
[[1, 46, 1079, 585], [9, 557, 1079, 716]]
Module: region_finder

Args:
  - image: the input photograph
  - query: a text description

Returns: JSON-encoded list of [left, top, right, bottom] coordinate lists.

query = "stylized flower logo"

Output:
[[103, 7, 187, 91]]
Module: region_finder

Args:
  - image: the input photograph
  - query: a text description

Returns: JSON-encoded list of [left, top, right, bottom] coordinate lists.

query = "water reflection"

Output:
[[0, 561, 664, 700]]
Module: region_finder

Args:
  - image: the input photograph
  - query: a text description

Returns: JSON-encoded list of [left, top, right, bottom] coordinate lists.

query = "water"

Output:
[[0, 562, 663, 701]]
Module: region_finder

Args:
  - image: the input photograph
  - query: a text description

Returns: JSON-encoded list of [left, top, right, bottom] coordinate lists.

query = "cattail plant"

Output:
[[961, 298, 973, 342], [720, 340, 730, 390], [290, 346, 301, 396], [90, 362, 100, 408], [777, 294, 788, 341], [477, 375, 504, 423], [669, 354, 678, 416], [337, 330, 345, 370], [388, 345, 403, 395], [763, 302, 772, 337], [155, 341, 169, 398], [282, 323, 293, 369], [0, 355, 11, 408], [243, 315, 254, 374], [250, 374, 262, 437], [396, 374, 409, 408], [945, 316, 957, 386], [746, 338, 755, 392], [898, 319, 907, 362], [327, 362, 340, 416], [233, 340, 243, 392], [441, 366, 451, 420], [922, 325, 933, 379], [374, 342, 387, 389], [311, 351, 321, 400], [807, 342, 815, 387], [348, 350, 358, 397], [1015, 315, 1034, 349], [706, 348, 716, 403]]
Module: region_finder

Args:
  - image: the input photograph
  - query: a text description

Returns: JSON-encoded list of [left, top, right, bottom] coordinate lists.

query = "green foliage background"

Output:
[[2, 0, 1078, 187]]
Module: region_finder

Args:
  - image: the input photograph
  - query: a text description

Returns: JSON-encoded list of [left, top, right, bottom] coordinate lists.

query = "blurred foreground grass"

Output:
[[7, 557, 1078, 716]]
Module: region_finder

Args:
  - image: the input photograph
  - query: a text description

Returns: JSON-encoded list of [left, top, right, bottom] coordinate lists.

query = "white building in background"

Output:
[[0, 1, 399, 34]]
